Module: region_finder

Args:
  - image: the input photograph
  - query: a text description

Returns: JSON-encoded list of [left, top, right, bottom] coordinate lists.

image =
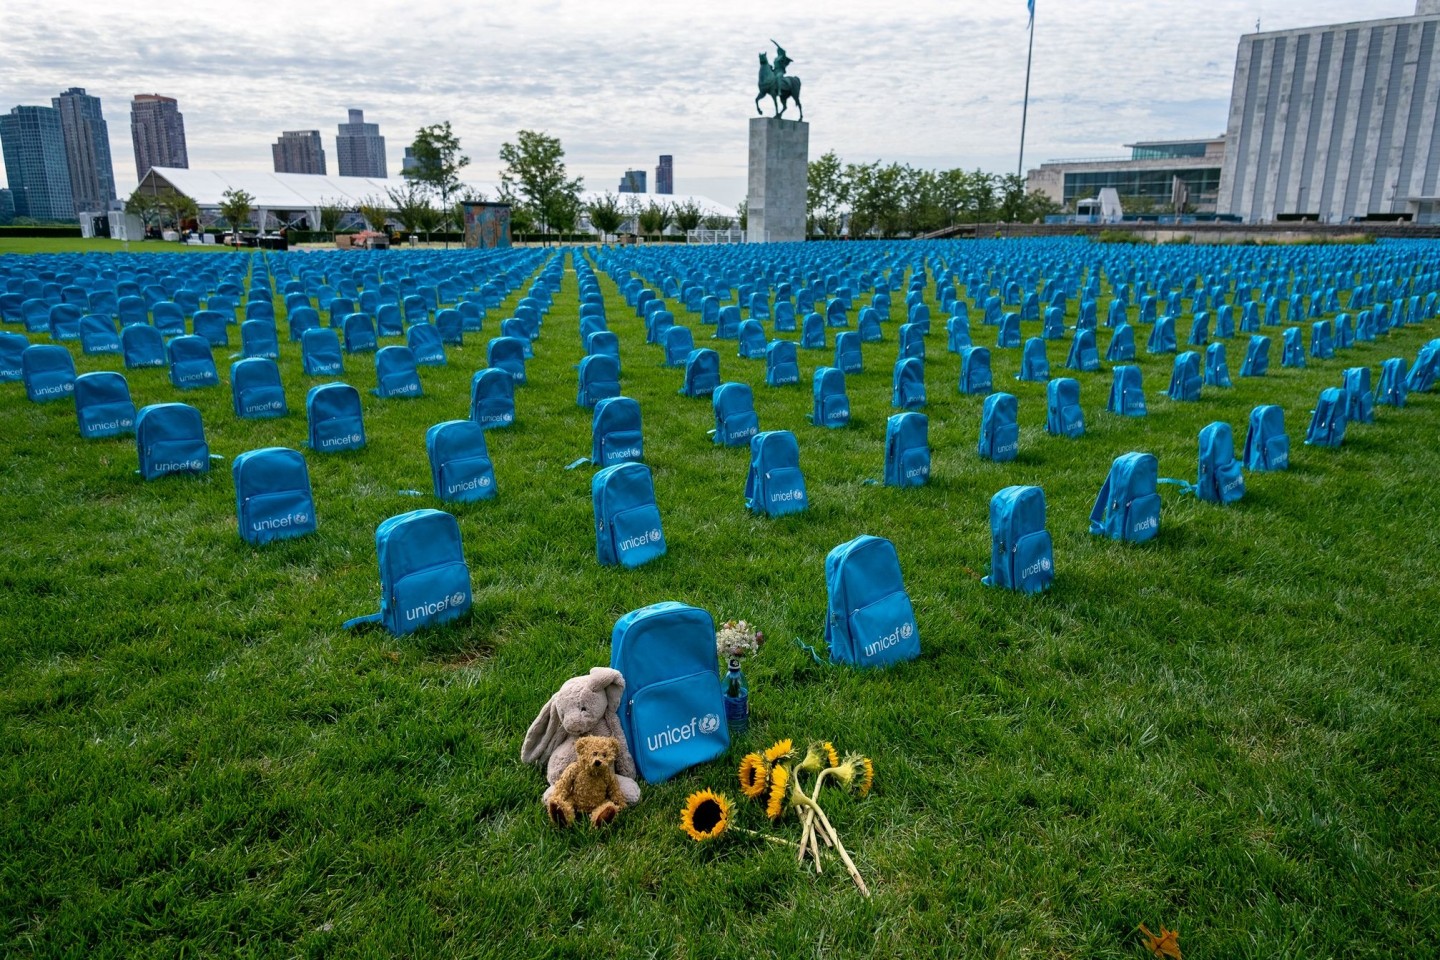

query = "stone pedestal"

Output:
[[747, 117, 809, 244]]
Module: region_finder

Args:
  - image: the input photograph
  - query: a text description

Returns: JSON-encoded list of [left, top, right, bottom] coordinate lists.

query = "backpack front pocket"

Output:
[[239, 386, 287, 419], [1123, 493, 1161, 543], [762, 466, 807, 516], [989, 422, 1019, 462], [388, 560, 472, 634], [1013, 530, 1054, 593], [899, 446, 930, 487], [822, 394, 850, 425], [80, 401, 136, 438], [608, 503, 666, 568], [144, 439, 210, 478], [1061, 403, 1084, 437], [625, 670, 728, 783], [600, 430, 643, 466], [437, 456, 496, 503], [240, 489, 316, 545], [1264, 435, 1290, 470], [721, 411, 759, 446], [313, 416, 365, 452], [1216, 460, 1245, 503], [845, 590, 919, 667]]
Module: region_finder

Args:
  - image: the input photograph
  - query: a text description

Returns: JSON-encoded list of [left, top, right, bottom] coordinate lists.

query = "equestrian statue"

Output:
[[755, 40, 803, 121]]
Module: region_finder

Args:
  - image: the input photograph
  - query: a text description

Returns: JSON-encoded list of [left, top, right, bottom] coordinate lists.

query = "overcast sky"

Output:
[[0, 0, 1420, 205]]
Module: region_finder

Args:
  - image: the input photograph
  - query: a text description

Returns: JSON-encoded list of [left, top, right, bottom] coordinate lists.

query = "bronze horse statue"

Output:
[[755, 52, 803, 120]]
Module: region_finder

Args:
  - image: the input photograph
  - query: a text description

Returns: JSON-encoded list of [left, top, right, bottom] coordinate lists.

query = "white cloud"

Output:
[[0, 0, 1417, 205]]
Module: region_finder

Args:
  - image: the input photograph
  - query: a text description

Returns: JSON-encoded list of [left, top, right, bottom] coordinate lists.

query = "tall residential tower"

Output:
[[130, 94, 188, 180], [335, 109, 387, 178], [655, 155, 674, 194], [0, 104, 76, 221], [52, 88, 116, 215], [272, 130, 327, 175]]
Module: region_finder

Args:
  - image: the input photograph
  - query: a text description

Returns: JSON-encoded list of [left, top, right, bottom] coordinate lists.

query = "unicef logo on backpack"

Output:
[[618, 528, 663, 552], [645, 714, 721, 753]]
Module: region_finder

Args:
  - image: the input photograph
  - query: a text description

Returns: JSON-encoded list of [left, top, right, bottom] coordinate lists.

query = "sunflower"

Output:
[[857, 756, 875, 797], [765, 763, 791, 820], [738, 753, 770, 799], [680, 789, 732, 842], [798, 743, 825, 774], [821, 741, 841, 770], [763, 738, 795, 764]]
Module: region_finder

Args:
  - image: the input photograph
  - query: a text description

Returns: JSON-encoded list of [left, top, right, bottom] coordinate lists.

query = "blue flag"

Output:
[[1027, 0, 1035, 21]]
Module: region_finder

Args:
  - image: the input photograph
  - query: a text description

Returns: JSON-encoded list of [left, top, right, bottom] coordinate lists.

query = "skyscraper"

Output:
[[402, 146, 419, 174], [655, 155, 674, 195], [272, 130, 327, 175], [619, 169, 647, 193], [0, 188, 15, 225], [335, 109, 387, 178], [1, 105, 76, 222], [52, 88, 116, 215], [130, 94, 188, 180]]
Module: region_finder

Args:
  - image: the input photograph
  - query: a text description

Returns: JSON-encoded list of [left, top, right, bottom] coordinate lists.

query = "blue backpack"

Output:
[[1281, 327, 1306, 368], [1204, 342, 1232, 387], [1304, 387, 1348, 448], [487, 336, 528, 383], [301, 328, 344, 376], [907, 302, 930, 334], [577, 354, 621, 408], [1310, 320, 1335, 360], [232, 447, 317, 545], [21, 344, 76, 402], [663, 326, 692, 367], [1106, 324, 1136, 362], [1406, 340, 1440, 393], [983, 485, 1054, 594], [808, 366, 850, 428], [81, 315, 121, 355], [470, 368, 515, 430], [588, 396, 644, 467], [1090, 452, 1160, 542], [135, 402, 210, 480], [609, 602, 728, 783], [1187, 312, 1210, 347], [1042, 306, 1066, 340], [1018, 337, 1049, 381], [1146, 315, 1177, 354], [1377, 356, 1408, 408], [1166, 351, 1202, 402], [737, 319, 766, 359], [435, 308, 463, 346], [947, 315, 972, 353], [343, 509, 473, 635], [240, 320, 280, 360], [288, 306, 320, 342], [996, 313, 1021, 348], [592, 462, 666, 568], [801, 312, 826, 349], [978, 392, 1019, 462], [681, 348, 720, 397], [427, 419, 497, 503], [343, 313, 377, 353], [375, 345, 422, 398], [1066, 328, 1100, 372], [823, 535, 920, 668], [1341, 367, 1374, 424], [168, 335, 219, 390], [1240, 335, 1270, 377], [74, 371, 136, 438], [1193, 421, 1245, 503], [585, 330, 622, 373], [745, 430, 807, 517], [883, 412, 930, 488], [834, 330, 863, 373], [1214, 304, 1235, 339], [775, 301, 798, 332], [1107, 365, 1147, 417], [406, 322, 447, 366], [714, 305, 740, 339], [712, 382, 759, 446], [231, 357, 287, 419], [899, 323, 925, 360], [959, 346, 992, 395], [1046, 377, 1084, 438], [892, 356, 926, 408], [1106, 299, 1127, 328], [1335, 313, 1354, 348], [306, 382, 366, 453], [765, 339, 799, 386], [1243, 404, 1289, 471], [857, 307, 882, 342]]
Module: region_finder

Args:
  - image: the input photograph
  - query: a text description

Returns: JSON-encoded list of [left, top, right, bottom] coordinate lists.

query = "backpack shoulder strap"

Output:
[[1088, 470, 1114, 534], [342, 611, 382, 630]]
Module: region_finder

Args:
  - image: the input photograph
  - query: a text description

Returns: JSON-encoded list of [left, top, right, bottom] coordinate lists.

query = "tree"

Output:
[[386, 181, 437, 237], [586, 193, 623, 242], [124, 189, 161, 237], [357, 196, 391, 235], [737, 198, 748, 232], [672, 199, 703, 236], [637, 201, 672, 239], [807, 150, 849, 238], [218, 188, 255, 243], [318, 198, 348, 235], [404, 121, 469, 245], [498, 130, 584, 242], [702, 213, 732, 232]]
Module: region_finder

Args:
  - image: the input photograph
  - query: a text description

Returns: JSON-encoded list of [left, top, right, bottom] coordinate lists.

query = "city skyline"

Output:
[[0, 0, 1420, 206]]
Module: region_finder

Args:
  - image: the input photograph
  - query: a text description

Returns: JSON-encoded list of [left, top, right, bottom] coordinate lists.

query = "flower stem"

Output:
[[809, 803, 870, 898]]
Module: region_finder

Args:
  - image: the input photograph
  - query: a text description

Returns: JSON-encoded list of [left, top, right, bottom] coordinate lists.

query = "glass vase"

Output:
[[723, 658, 749, 732]]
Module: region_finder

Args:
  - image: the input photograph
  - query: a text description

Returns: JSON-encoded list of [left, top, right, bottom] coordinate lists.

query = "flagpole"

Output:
[[1018, 6, 1035, 178]]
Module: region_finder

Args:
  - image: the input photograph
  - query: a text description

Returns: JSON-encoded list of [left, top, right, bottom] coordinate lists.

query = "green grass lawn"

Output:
[[2, 244, 1438, 958], [0, 237, 233, 255]]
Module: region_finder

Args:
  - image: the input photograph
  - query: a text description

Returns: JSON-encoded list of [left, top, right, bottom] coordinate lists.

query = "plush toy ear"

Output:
[[588, 666, 625, 716], [520, 692, 564, 765]]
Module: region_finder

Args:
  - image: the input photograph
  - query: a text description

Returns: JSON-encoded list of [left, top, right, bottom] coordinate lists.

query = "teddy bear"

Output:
[[521, 667, 641, 806], [546, 736, 627, 827]]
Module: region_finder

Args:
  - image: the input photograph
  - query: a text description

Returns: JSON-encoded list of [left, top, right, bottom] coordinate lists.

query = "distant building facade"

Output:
[[1218, 1, 1440, 223], [130, 94, 188, 181], [1026, 138, 1226, 213], [273, 130, 327, 175], [0, 188, 15, 225], [619, 169, 647, 193], [335, 109, 387, 178], [1, 105, 77, 221], [402, 146, 418, 174], [655, 155, 674, 194], [52, 88, 117, 215]]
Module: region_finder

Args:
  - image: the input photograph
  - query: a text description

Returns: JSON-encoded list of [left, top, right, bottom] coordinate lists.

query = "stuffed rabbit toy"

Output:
[[521, 667, 641, 805]]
